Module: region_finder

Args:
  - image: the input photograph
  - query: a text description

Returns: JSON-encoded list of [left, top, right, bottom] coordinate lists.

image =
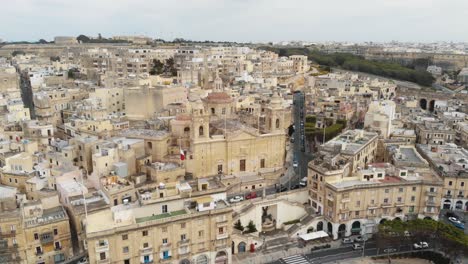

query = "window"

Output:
[[397, 197, 402, 203], [181, 234, 186, 241], [143, 242, 149, 248], [162, 227, 167, 233], [411, 196, 415, 202], [218, 227, 224, 234], [356, 201, 360, 207], [142, 230, 148, 236], [429, 187, 435, 192], [162, 238, 168, 244], [55, 241, 61, 250], [163, 251, 170, 259], [398, 188, 403, 193], [222, 108, 226, 115], [384, 189, 389, 193], [123, 246, 129, 253], [100, 252, 106, 260], [199, 126, 204, 136], [162, 205, 168, 213], [124, 260, 130, 264], [181, 223, 186, 229], [54, 229, 58, 236], [36, 246, 42, 254], [34, 233, 39, 240], [449, 181, 453, 186], [260, 159, 265, 168], [240, 159, 246, 171], [462, 182, 465, 187], [383, 198, 388, 204], [412, 187, 417, 191], [409, 206, 415, 213], [217, 164, 223, 173], [198, 230, 204, 237], [144, 255, 151, 263], [355, 211, 359, 216]]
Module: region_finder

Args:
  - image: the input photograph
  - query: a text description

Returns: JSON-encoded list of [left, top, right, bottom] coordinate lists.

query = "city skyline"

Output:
[[2, 0, 468, 43]]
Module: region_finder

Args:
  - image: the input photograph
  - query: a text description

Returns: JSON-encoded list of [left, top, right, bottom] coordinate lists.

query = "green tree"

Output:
[[234, 220, 244, 231], [246, 220, 257, 233], [77, 35, 90, 43], [149, 59, 164, 75]]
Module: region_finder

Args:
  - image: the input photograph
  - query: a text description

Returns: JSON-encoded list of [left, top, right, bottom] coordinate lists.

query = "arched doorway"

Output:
[[215, 251, 228, 264], [180, 259, 190, 264], [327, 222, 333, 235], [394, 217, 401, 221], [455, 200, 463, 210], [351, 221, 361, 235], [379, 218, 387, 224], [424, 216, 432, 220], [429, 100, 435, 112], [238, 242, 246, 253], [443, 200, 451, 210], [317, 221, 323, 231], [338, 224, 346, 238], [420, 99, 427, 110], [196, 255, 208, 264]]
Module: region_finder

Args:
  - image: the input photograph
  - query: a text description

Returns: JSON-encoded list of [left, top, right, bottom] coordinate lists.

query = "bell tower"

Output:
[[265, 92, 285, 133], [191, 107, 210, 140]]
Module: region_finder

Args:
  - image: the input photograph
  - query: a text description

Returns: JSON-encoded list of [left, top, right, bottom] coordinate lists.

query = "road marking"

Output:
[[281, 254, 311, 264]]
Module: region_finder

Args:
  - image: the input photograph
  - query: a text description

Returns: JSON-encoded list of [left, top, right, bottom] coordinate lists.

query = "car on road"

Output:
[[299, 177, 307, 187], [279, 185, 288, 192], [413, 242, 429, 249], [448, 216, 459, 223], [293, 160, 298, 167], [341, 238, 353, 244], [383, 248, 397, 253], [352, 243, 363, 250], [353, 236, 368, 242], [290, 137, 294, 143], [229, 196, 244, 203], [78, 257, 89, 264], [245, 192, 257, 200], [451, 220, 465, 230], [290, 184, 300, 190]]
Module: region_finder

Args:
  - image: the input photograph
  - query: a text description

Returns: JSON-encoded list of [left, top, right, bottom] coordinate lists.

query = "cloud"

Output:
[[0, 0, 467, 42]]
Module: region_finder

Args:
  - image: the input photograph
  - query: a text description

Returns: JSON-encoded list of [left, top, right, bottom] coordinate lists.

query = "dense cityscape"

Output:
[[1, 2, 468, 264]]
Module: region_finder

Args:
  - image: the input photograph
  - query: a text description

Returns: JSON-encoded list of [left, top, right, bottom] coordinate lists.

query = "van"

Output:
[[299, 177, 307, 187], [352, 243, 363, 250]]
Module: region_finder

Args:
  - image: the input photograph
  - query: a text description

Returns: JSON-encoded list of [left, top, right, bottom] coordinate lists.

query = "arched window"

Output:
[[199, 126, 204, 136], [211, 108, 215, 114], [275, 118, 280, 129]]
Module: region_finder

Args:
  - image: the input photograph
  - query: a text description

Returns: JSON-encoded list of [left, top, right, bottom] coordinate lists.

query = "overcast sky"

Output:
[[1, 0, 467, 43]]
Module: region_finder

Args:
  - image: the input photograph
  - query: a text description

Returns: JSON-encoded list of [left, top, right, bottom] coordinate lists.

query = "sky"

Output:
[[1, 0, 468, 43]]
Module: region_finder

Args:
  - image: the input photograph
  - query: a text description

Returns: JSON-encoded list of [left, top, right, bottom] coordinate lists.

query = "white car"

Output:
[[342, 238, 353, 244], [293, 161, 299, 167], [413, 242, 429, 249], [448, 217, 461, 224], [384, 248, 397, 253], [352, 243, 363, 250], [229, 196, 244, 203]]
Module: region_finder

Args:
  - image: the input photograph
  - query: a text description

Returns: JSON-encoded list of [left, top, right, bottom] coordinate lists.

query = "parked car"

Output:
[[413, 242, 429, 249], [229, 196, 244, 203], [299, 177, 308, 187], [404, 230, 411, 237], [78, 257, 89, 264], [354, 236, 367, 242], [342, 238, 353, 244], [290, 137, 295, 143], [383, 248, 397, 253], [352, 243, 363, 250], [279, 185, 288, 192], [448, 216, 459, 222], [245, 192, 257, 200], [290, 184, 300, 190], [293, 160, 299, 167], [451, 221, 465, 230]]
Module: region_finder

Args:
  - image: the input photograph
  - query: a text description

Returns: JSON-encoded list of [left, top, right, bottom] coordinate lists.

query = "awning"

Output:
[[298, 230, 329, 241], [195, 196, 213, 204]]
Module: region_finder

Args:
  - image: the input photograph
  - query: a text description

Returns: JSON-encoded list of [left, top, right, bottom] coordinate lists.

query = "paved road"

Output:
[[272, 239, 436, 264]]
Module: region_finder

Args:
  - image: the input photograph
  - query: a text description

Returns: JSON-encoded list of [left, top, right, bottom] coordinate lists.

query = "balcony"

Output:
[[457, 194, 465, 198], [95, 243, 109, 252], [159, 257, 172, 264], [140, 247, 153, 254], [381, 202, 393, 208], [426, 200, 436, 206], [141, 261, 154, 264], [340, 208, 349, 213], [425, 190, 437, 196], [341, 197, 350, 203], [35, 251, 43, 256], [159, 243, 171, 251], [217, 233, 229, 240], [98, 259, 111, 264], [367, 204, 379, 209], [178, 239, 190, 246], [327, 196, 334, 201], [0, 231, 16, 239], [444, 194, 452, 198]]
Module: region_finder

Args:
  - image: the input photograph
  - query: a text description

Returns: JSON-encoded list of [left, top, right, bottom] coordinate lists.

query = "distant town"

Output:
[[0, 34, 467, 264]]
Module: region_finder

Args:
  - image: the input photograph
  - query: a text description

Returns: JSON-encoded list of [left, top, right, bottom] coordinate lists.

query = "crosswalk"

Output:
[[281, 254, 310, 264]]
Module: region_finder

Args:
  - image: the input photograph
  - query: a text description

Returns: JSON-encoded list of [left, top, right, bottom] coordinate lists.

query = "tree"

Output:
[[149, 59, 164, 75], [38, 39, 48, 44], [77, 35, 90, 43], [246, 220, 257, 233], [11, 50, 25, 57], [234, 220, 244, 231]]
